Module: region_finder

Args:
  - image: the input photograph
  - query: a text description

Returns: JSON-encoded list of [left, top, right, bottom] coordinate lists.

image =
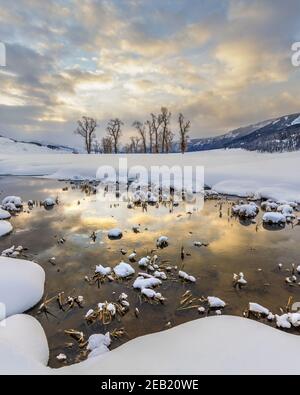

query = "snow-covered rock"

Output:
[[87, 333, 111, 351], [263, 212, 286, 225], [207, 297, 226, 309], [0, 221, 13, 237], [95, 265, 111, 276], [0, 208, 11, 220], [157, 236, 169, 248], [108, 228, 123, 239], [2, 196, 22, 210], [133, 275, 162, 290], [138, 257, 150, 268], [249, 303, 270, 316], [0, 257, 45, 318], [43, 198, 55, 207], [232, 203, 259, 218], [178, 270, 196, 283], [113, 261, 135, 278]]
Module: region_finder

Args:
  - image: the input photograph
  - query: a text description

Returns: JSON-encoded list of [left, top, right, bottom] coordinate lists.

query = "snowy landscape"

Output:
[[2, 0, 300, 378]]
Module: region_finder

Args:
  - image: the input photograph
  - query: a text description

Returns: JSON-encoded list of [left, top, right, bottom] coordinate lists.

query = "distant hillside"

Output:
[[188, 113, 300, 153], [0, 135, 78, 154]]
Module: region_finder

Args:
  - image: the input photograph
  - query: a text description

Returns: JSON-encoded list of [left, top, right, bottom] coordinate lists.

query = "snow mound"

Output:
[[0, 221, 13, 237], [0, 314, 49, 370], [113, 261, 135, 278], [0, 208, 11, 220], [0, 257, 45, 318], [262, 212, 286, 225]]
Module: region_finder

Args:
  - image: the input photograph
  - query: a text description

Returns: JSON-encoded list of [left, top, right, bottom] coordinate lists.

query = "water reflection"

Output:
[[0, 176, 300, 368]]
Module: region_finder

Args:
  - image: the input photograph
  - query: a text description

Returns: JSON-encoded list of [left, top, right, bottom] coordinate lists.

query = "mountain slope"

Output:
[[0, 135, 78, 154], [188, 113, 300, 153]]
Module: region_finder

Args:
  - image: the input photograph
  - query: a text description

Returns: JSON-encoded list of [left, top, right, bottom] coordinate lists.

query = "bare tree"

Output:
[[145, 120, 154, 153], [130, 136, 141, 153], [93, 139, 102, 154], [106, 118, 123, 153], [150, 113, 163, 153], [74, 116, 97, 154], [160, 107, 172, 153], [101, 136, 113, 154], [133, 121, 147, 153], [178, 113, 191, 154], [165, 129, 175, 153]]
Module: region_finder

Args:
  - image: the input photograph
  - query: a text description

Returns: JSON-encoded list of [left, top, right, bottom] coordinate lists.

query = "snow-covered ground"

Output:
[[0, 149, 300, 202], [2, 314, 300, 375], [0, 136, 75, 155]]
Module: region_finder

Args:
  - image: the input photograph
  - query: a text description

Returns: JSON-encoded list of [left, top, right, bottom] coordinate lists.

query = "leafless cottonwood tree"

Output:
[[130, 136, 141, 153], [150, 113, 163, 153], [93, 139, 102, 154], [74, 116, 97, 154], [165, 128, 175, 153], [101, 136, 113, 153], [178, 113, 191, 154], [133, 121, 147, 153], [160, 107, 172, 153], [145, 119, 154, 153], [106, 118, 123, 153]]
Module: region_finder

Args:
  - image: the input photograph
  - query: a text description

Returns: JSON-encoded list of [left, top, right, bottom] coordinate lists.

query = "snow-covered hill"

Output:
[[189, 113, 300, 153], [0, 135, 78, 155]]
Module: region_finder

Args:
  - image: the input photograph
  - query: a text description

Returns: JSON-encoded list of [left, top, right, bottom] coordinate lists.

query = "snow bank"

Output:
[[1, 150, 300, 202], [60, 316, 300, 375], [0, 257, 45, 318], [0, 221, 13, 237], [3, 315, 300, 374], [0, 314, 49, 374]]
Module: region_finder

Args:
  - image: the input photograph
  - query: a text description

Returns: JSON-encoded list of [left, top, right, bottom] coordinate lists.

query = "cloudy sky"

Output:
[[0, 0, 300, 148]]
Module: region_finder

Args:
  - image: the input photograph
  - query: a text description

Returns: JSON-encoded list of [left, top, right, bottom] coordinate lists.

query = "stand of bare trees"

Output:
[[75, 109, 191, 154]]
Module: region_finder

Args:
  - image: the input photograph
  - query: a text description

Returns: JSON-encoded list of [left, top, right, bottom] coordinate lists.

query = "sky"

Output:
[[0, 0, 300, 148]]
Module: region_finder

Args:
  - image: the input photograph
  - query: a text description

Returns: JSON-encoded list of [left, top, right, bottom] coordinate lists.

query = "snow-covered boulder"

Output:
[[263, 212, 286, 225], [108, 228, 123, 239], [249, 303, 270, 316], [0, 221, 13, 237], [207, 297, 226, 309], [157, 236, 169, 248], [232, 203, 259, 218], [95, 265, 111, 276], [179, 270, 196, 283], [261, 201, 278, 212], [1, 196, 22, 212], [133, 275, 162, 290], [113, 261, 135, 278], [0, 257, 45, 318], [43, 198, 55, 207], [0, 208, 11, 220]]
